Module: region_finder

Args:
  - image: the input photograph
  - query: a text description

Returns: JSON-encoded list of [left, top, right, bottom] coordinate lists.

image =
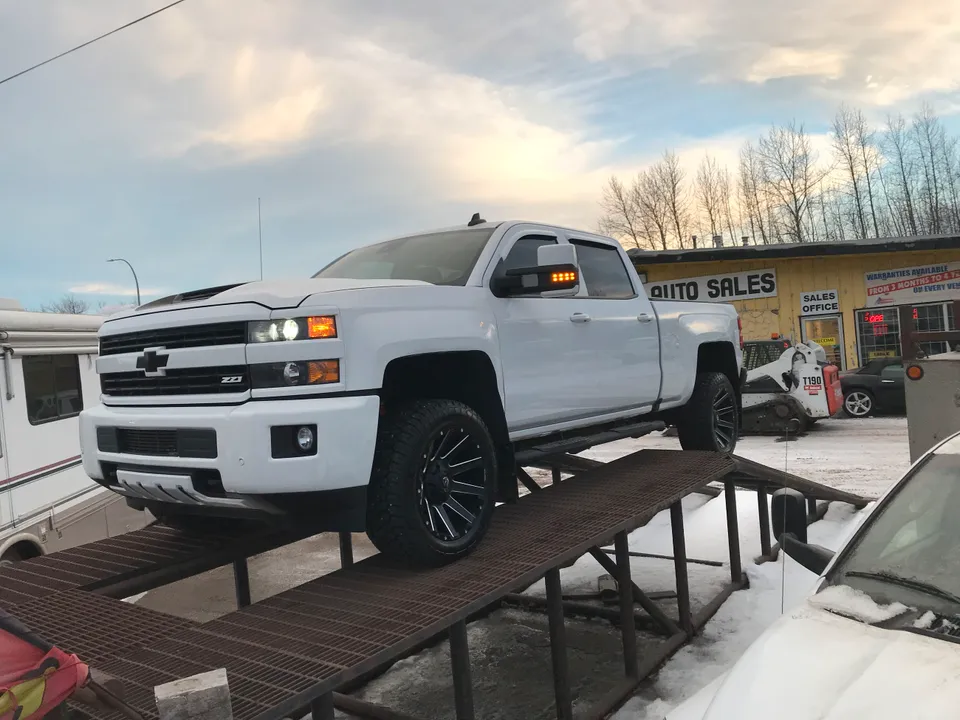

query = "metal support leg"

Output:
[[449, 620, 475, 720], [587, 548, 682, 636], [757, 488, 772, 557], [339, 532, 354, 568], [724, 481, 742, 582], [807, 496, 817, 517], [670, 503, 693, 636], [551, 467, 561, 485], [614, 531, 639, 679], [233, 558, 251, 609], [311, 693, 335, 720], [545, 568, 573, 720]]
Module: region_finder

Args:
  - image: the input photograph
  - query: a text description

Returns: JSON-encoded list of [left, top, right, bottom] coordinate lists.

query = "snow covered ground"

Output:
[[343, 417, 911, 719]]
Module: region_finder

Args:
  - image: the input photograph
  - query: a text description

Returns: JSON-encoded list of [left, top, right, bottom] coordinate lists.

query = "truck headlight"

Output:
[[248, 316, 337, 343], [250, 360, 340, 388]]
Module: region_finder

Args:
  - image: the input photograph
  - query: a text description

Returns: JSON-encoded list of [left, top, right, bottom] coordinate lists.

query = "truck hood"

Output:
[[132, 278, 431, 314], [694, 590, 960, 720]]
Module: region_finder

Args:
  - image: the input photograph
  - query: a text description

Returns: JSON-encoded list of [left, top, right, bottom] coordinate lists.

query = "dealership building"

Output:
[[628, 234, 960, 370]]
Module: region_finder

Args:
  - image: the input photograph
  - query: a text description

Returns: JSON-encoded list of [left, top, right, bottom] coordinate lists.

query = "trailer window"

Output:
[[23, 354, 83, 425]]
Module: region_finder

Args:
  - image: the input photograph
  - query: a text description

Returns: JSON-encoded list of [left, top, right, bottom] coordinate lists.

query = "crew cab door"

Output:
[[564, 236, 662, 411], [488, 230, 589, 432]]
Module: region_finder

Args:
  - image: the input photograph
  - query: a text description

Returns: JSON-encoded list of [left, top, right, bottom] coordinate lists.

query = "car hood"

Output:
[[128, 277, 432, 315], [694, 589, 960, 719]]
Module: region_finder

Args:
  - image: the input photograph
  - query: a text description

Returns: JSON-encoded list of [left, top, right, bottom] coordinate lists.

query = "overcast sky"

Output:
[[2, 0, 959, 309]]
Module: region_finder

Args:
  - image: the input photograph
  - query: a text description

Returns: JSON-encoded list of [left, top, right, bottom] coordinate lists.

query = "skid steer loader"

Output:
[[740, 337, 844, 435]]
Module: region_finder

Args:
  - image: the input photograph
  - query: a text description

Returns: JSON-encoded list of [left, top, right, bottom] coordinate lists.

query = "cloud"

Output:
[[566, 0, 960, 105], [69, 283, 167, 297]]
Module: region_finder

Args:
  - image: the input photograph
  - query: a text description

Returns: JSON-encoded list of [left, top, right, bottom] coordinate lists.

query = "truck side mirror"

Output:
[[490, 243, 581, 298], [771, 488, 834, 575], [772, 488, 808, 542]]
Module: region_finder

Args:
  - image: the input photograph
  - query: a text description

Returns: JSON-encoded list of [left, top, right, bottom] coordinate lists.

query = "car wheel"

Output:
[[366, 398, 498, 567], [843, 390, 875, 418], [677, 372, 739, 454]]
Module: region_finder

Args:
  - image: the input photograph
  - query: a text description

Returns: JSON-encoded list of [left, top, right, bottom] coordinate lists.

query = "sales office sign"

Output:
[[800, 289, 840, 316], [644, 268, 777, 303]]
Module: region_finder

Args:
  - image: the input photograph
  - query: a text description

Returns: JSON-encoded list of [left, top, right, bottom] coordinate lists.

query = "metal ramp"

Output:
[[0, 448, 868, 720]]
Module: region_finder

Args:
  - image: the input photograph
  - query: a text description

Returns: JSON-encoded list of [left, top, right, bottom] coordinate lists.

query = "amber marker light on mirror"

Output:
[[308, 315, 337, 339], [551, 271, 577, 284]]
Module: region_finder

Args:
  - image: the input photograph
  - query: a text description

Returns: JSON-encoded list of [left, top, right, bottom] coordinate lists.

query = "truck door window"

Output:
[[569, 240, 636, 299], [23, 354, 83, 425], [502, 235, 557, 274]]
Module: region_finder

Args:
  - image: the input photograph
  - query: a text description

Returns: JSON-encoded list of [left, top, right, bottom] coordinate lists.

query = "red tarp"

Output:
[[0, 606, 88, 720]]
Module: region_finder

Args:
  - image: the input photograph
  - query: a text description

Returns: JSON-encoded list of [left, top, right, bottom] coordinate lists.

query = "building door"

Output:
[[800, 315, 845, 369]]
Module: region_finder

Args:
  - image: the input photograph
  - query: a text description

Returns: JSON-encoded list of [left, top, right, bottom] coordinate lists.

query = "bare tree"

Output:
[[41, 293, 89, 314], [738, 142, 769, 244], [637, 167, 672, 250], [756, 121, 830, 243], [657, 151, 690, 248], [598, 176, 645, 250], [883, 113, 919, 236], [832, 105, 869, 238], [695, 154, 725, 238]]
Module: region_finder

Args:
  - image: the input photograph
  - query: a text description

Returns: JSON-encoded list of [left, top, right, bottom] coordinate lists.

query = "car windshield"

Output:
[[313, 227, 497, 286], [826, 449, 960, 614]]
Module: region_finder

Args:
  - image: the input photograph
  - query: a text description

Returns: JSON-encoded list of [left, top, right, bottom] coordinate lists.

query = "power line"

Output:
[[0, 0, 189, 88]]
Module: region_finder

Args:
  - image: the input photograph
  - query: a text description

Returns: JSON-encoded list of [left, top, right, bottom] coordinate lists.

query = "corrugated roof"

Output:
[[627, 233, 960, 265]]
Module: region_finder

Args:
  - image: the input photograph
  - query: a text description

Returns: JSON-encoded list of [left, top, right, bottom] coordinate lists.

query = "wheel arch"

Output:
[[380, 350, 515, 501], [0, 534, 44, 563]]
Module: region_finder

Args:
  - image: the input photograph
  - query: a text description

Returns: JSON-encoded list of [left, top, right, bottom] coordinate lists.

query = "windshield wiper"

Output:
[[845, 570, 960, 606]]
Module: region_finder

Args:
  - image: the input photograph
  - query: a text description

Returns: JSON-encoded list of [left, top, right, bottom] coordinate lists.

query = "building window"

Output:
[[856, 301, 957, 365], [912, 302, 955, 357], [23, 354, 83, 425], [856, 308, 901, 365]]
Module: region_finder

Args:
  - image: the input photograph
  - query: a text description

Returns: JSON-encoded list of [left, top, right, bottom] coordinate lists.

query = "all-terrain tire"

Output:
[[677, 371, 739, 453], [366, 398, 498, 567]]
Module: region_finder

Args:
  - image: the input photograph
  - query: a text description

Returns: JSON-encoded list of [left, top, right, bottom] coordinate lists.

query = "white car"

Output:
[[668, 428, 960, 719], [78, 217, 744, 566]]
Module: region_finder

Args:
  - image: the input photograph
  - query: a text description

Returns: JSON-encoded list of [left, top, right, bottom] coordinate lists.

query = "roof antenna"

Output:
[[467, 212, 485, 227]]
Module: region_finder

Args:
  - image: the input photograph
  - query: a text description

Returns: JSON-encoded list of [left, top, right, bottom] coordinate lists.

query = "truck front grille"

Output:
[[99, 322, 247, 356], [100, 366, 249, 396], [96, 427, 218, 459]]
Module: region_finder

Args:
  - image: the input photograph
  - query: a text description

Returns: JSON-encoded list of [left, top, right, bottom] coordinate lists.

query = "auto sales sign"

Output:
[[865, 261, 960, 307], [644, 268, 777, 303]]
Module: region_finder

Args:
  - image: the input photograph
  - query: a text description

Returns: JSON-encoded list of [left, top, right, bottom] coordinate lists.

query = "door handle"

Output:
[[881, 379, 895, 384], [570, 312, 591, 323], [637, 313, 653, 323]]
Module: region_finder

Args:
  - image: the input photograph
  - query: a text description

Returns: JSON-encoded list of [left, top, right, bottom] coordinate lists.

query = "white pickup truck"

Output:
[[78, 217, 744, 565]]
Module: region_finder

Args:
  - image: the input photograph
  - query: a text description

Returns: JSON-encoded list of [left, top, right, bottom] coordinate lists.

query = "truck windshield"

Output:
[[313, 227, 497, 286], [827, 450, 960, 614]]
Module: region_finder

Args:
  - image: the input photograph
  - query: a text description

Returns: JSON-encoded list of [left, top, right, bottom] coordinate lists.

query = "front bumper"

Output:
[[79, 394, 381, 505]]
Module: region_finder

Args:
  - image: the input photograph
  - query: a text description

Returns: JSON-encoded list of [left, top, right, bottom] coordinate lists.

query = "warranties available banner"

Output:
[[865, 261, 960, 307]]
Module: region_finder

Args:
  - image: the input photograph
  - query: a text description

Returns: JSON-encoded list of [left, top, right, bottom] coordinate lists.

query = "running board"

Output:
[[514, 420, 666, 465]]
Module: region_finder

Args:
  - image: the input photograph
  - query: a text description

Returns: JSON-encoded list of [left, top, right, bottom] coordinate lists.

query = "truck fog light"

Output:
[[283, 362, 301, 385], [296, 426, 315, 451]]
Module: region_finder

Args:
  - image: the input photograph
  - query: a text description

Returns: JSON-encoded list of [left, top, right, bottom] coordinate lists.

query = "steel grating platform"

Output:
[[0, 449, 739, 720], [0, 520, 312, 607]]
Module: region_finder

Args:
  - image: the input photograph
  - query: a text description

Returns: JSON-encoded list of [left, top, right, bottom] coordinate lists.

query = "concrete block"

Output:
[[155, 668, 233, 720]]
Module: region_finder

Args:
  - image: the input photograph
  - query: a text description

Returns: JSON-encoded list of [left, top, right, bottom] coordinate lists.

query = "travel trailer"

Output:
[[0, 299, 149, 562]]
